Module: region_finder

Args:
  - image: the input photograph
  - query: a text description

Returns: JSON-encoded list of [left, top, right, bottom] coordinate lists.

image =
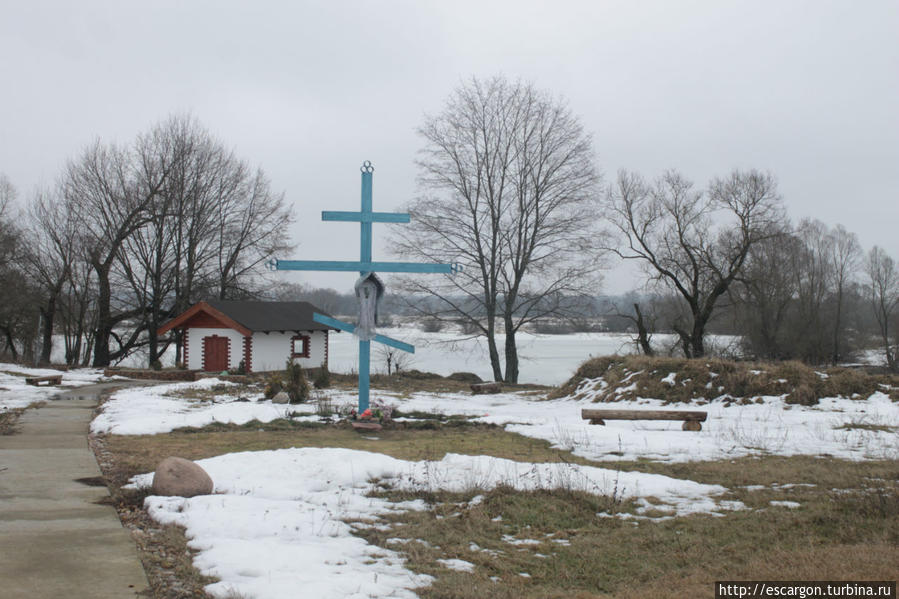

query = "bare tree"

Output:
[[376, 344, 413, 375], [59, 115, 291, 368], [604, 168, 784, 358], [0, 174, 18, 274], [393, 76, 600, 383], [0, 175, 32, 359], [865, 246, 899, 371], [59, 256, 98, 366], [212, 166, 292, 299], [827, 224, 861, 363], [791, 219, 839, 363], [604, 293, 657, 355], [732, 228, 801, 360], [25, 187, 79, 363], [64, 139, 170, 366]]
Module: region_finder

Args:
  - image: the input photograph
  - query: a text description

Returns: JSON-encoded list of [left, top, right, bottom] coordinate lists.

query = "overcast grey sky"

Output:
[[2, 0, 897, 293]]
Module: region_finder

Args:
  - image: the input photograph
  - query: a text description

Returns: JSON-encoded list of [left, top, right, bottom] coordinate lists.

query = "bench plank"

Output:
[[581, 409, 707, 422]]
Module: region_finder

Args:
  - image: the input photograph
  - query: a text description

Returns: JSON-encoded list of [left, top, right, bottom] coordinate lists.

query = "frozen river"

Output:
[[328, 330, 672, 385]]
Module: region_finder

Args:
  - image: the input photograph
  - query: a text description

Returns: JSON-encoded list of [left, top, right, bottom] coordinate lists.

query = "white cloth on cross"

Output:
[[354, 273, 384, 341]]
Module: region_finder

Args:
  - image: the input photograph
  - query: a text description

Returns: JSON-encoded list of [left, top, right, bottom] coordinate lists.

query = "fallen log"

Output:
[[471, 382, 503, 395]]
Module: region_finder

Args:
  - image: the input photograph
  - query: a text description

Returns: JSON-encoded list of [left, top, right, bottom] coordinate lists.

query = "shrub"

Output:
[[447, 372, 483, 383], [786, 382, 817, 406], [313, 362, 331, 389], [457, 319, 481, 335], [263, 372, 283, 399], [230, 360, 246, 375], [313, 392, 334, 417], [532, 320, 576, 335], [284, 360, 309, 404], [421, 319, 443, 333], [398, 369, 444, 380]]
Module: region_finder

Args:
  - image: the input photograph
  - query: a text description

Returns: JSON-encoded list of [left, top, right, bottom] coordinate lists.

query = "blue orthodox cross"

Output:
[[270, 161, 458, 412]]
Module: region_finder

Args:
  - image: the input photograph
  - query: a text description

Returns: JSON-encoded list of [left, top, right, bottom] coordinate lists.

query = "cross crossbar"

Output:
[[275, 259, 455, 274], [322, 211, 411, 223], [312, 313, 415, 353]]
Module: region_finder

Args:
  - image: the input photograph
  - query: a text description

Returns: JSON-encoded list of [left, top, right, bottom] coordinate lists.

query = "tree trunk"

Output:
[[40, 299, 56, 364], [147, 320, 159, 366], [174, 329, 183, 366], [91, 266, 112, 367], [503, 317, 519, 384], [633, 303, 654, 356], [673, 324, 693, 359], [484, 310, 503, 382], [832, 286, 843, 365], [881, 328, 896, 372], [1, 328, 17, 360], [690, 325, 705, 358]]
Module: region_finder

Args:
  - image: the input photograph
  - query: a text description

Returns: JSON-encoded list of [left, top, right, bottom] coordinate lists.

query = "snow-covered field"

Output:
[[85, 375, 898, 599], [0, 363, 107, 411], [94, 379, 899, 463]]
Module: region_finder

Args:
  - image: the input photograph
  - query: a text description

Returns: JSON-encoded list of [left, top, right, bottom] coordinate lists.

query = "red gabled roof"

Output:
[[157, 300, 337, 336], [157, 301, 252, 336]]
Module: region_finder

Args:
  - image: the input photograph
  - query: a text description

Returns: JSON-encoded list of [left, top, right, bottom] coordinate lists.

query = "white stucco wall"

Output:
[[186, 327, 245, 371], [250, 330, 328, 372]]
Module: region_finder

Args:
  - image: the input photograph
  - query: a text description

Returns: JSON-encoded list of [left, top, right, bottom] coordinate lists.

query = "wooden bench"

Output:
[[25, 375, 63, 387], [582, 408, 708, 431]]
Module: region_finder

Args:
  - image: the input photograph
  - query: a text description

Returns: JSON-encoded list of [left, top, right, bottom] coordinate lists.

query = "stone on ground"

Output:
[[152, 457, 213, 497]]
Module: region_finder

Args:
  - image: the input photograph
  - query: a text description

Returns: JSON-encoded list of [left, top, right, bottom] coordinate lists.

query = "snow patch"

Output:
[[132, 447, 739, 598], [437, 559, 474, 572]]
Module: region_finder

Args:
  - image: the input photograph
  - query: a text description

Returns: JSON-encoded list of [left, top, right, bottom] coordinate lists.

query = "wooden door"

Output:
[[203, 336, 229, 372]]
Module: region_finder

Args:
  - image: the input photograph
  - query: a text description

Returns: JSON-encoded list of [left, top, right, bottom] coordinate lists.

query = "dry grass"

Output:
[[604, 544, 899, 599], [334, 371, 548, 396], [162, 382, 258, 401], [101, 425, 596, 484], [0, 407, 26, 434], [0, 402, 45, 435], [548, 355, 899, 405], [357, 456, 899, 599], [163, 371, 548, 402]]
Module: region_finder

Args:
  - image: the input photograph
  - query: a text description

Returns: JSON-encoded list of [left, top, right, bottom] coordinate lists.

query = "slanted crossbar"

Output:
[[312, 313, 415, 353]]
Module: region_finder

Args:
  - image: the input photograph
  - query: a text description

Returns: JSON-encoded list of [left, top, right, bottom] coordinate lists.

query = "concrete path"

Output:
[[0, 385, 149, 598]]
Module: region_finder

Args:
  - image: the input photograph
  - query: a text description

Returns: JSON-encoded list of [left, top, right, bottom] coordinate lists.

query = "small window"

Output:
[[291, 335, 310, 358]]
